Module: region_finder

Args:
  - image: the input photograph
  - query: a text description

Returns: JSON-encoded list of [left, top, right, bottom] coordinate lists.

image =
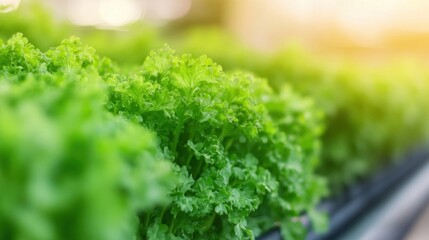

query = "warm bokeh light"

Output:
[[0, 0, 20, 12], [67, 0, 143, 27], [64, 0, 191, 27], [227, 0, 429, 54], [145, 0, 191, 21], [40, 0, 429, 52], [98, 0, 143, 27], [67, 0, 100, 26]]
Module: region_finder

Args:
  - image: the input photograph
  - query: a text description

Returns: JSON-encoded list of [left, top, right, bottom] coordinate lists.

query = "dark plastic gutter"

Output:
[[257, 148, 429, 240]]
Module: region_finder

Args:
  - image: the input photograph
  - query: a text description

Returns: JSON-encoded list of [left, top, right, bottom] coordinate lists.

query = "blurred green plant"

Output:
[[0, 1, 69, 50], [0, 34, 175, 240]]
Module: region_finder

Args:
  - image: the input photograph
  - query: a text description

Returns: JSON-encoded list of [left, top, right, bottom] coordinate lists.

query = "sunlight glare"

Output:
[[0, 0, 20, 13], [67, 0, 101, 26], [98, 0, 142, 27]]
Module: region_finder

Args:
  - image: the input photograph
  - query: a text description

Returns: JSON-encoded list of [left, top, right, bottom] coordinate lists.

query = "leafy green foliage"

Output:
[[106, 47, 325, 239], [178, 28, 429, 192], [0, 34, 175, 240], [261, 54, 429, 191], [247, 86, 327, 237], [0, 33, 326, 239], [1, 32, 326, 239], [4, 4, 429, 236]]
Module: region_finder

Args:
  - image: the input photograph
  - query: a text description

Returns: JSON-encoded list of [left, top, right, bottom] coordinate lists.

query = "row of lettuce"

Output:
[[0, 34, 326, 239], [178, 28, 429, 191], [4, 4, 429, 191], [3, 4, 429, 239], [171, 27, 429, 225]]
